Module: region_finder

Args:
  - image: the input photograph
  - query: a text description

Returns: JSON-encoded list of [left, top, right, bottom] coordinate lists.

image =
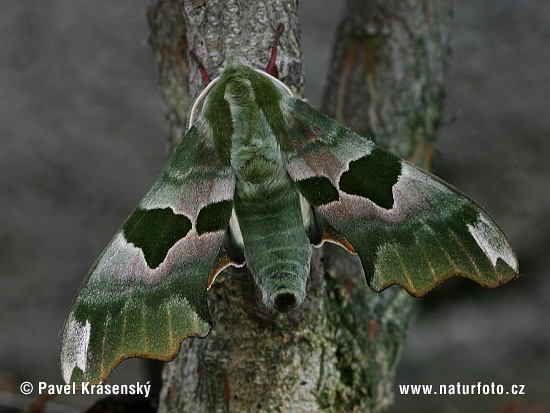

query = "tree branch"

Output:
[[147, 0, 189, 153], [319, 2, 452, 409], [151, 1, 338, 411]]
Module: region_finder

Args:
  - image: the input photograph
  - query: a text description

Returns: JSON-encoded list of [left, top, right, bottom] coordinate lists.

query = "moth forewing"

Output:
[[60, 79, 238, 384]]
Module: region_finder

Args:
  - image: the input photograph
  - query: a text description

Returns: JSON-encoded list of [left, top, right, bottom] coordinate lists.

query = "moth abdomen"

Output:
[[273, 291, 298, 313], [259, 270, 307, 313], [234, 187, 311, 312]]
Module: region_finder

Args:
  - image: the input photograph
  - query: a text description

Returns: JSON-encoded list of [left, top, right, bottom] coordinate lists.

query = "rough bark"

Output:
[[147, 0, 189, 153], [147, 0, 452, 411], [322, 0, 452, 167], [317, 3, 453, 410]]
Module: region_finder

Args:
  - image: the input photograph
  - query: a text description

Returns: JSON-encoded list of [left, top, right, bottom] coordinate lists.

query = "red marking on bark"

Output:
[[368, 320, 378, 342], [195, 363, 204, 394], [170, 383, 176, 403], [174, 38, 189, 73], [25, 393, 52, 413], [219, 372, 231, 409], [345, 276, 354, 300], [423, 0, 431, 25]]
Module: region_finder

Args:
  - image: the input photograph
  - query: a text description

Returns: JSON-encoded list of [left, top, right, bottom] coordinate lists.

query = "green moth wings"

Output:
[[61, 58, 518, 385], [61, 122, 239, 385], [285, 99, 518, 294]]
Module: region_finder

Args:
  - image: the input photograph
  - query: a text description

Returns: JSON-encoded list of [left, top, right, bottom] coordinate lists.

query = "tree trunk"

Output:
[[147, 0, 452, 411]]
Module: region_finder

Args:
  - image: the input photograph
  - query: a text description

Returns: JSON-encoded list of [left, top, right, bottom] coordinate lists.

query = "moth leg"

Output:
[[189, 49, 211, 86], [266, 23, 284, 77]]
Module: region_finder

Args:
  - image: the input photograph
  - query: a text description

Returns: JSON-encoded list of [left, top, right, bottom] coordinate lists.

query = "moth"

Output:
[[61, 25, 518, 385]]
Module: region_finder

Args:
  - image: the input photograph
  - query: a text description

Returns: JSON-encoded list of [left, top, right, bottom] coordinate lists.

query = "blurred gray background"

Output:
[[1, 0, 548, 411]]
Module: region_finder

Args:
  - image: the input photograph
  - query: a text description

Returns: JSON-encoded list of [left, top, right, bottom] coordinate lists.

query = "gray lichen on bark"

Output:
[[148, 0, 453, 411]]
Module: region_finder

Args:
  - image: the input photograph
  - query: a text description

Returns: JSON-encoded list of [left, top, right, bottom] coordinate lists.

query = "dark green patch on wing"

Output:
[[123, 208, 192, 269], [196, 200, 233, 235], [295, 176, 339, 207], [339, 147, 401, 209]]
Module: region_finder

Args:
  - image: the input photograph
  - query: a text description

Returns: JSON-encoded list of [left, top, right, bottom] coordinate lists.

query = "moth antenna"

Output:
[[189, 49, 211, 86], [266, 23, 284, 78]]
